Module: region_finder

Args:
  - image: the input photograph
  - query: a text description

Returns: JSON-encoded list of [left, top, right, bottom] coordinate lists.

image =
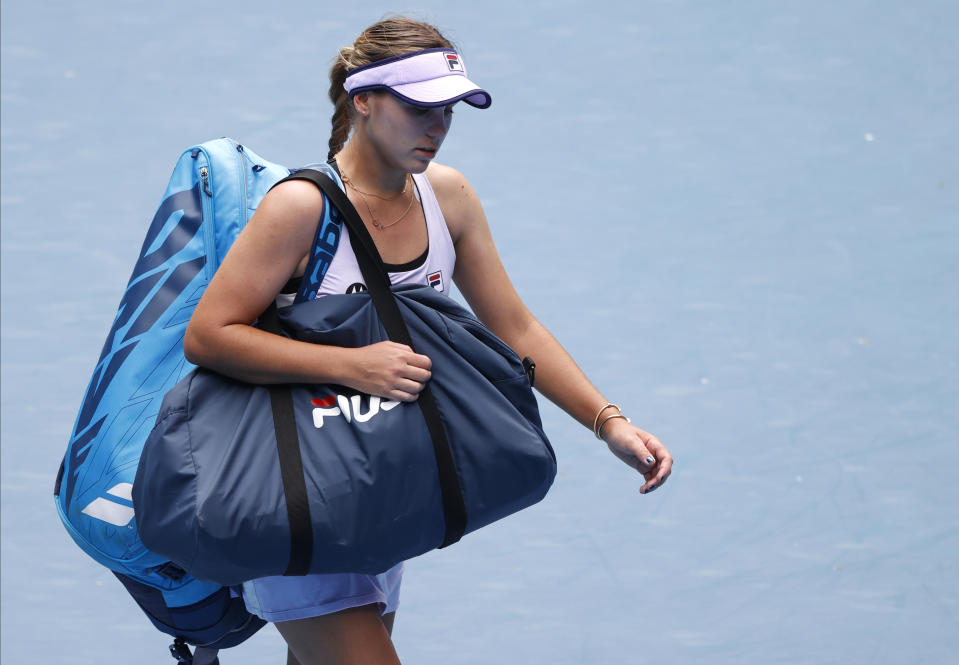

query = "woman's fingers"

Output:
[[602, 420, 674, 495], [393, 377, 428, 399], [349, 342, 434, 399], [386, 344, 432, 387], [387, 371, 434, 402], [639, 433, 673, 494], [404, 350, 432, 371], [402, 363, 432, 385], [393, 349, 431, 398], [388, 389, 420, 403], [353, 341, 433, 402]]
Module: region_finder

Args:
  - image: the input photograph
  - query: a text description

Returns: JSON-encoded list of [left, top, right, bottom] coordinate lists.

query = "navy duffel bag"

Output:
[[133, 170, 557, 587]]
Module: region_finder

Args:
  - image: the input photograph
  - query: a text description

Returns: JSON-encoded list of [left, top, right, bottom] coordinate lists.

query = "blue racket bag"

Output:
[[54, 139, 344, 663]]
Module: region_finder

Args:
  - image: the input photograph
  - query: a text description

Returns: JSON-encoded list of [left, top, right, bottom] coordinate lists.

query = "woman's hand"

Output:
[[343, 341, 432, 402], [600, 418, 673, 494]]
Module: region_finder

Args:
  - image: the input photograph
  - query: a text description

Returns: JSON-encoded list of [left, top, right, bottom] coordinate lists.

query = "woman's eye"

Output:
[[444, 105, 455, 116]]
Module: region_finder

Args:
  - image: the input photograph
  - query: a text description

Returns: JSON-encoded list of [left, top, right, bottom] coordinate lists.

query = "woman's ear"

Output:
[[352, 92, 371, 117]]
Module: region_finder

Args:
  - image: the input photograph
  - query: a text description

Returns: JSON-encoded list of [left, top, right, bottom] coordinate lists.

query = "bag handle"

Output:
[[269, 169, 468, 574], [258, 304, 316, 576]]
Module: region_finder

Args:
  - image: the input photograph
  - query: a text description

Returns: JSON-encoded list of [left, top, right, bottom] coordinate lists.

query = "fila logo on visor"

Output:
[[445, 53, 464, 72]]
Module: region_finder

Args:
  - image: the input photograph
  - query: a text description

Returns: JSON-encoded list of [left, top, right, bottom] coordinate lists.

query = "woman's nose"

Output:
[[426, 108, 451, 138]]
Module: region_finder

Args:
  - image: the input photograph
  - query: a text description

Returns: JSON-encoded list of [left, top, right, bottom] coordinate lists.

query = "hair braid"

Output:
[[327, 55, 353, 161]]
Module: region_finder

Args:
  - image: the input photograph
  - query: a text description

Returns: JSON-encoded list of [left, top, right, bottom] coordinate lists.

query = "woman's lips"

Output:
[[415, 147, 437, 157]]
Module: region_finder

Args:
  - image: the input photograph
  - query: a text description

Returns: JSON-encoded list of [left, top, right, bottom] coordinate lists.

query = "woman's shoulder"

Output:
[[424, 161, 469, 190], [265, 176, 326, 215], [242, 176, 326, 255], [250, 176, 326, 233], [424, 162, 482, 237]]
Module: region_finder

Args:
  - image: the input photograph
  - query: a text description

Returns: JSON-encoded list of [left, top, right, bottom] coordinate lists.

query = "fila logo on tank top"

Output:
[[316, 172, 456, 298]]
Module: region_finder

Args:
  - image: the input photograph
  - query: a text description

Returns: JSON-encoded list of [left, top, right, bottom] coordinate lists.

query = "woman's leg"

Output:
[[280, 605, 399, 665], [381, 611, 396, 636]]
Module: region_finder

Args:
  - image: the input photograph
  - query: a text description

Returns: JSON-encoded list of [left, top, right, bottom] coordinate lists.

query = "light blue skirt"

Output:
[[240, 563, 403, 623]]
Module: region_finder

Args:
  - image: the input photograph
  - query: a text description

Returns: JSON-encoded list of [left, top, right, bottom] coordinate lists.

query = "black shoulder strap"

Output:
[[258, 304, 314, 576], [268, 170, 468, 565]]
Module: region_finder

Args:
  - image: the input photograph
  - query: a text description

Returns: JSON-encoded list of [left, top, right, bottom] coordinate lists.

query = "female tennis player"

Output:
[[184, 15, 673, 665]]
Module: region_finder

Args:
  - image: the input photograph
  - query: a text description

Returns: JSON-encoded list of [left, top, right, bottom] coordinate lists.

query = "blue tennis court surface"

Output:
[[3, 1, 956, 663]]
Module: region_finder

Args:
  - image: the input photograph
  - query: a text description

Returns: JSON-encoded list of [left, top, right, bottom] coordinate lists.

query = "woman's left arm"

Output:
[[430, 164, 673, 493]]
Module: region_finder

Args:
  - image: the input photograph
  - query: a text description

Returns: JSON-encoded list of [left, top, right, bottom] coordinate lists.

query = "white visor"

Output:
[[344, 48, 491, 109]]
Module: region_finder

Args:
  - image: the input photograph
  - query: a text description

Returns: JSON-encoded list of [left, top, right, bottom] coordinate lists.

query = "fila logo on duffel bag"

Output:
[[311, 394, 401, 428], [81, 482, 135, 527]]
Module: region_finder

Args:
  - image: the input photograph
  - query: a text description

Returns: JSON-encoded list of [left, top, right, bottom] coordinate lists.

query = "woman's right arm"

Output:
[[184, 180, 431, 402]]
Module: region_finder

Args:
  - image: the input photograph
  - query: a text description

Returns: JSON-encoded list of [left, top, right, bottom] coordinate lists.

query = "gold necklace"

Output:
[[341, 172, 410, 200], [342, 172, 415, 230]]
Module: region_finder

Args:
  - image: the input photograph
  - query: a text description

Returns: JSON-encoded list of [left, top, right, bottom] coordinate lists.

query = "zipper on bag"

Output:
[[195, 150, 217, 281]]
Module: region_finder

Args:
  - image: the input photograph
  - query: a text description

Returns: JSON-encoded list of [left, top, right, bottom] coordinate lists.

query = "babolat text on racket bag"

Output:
[[53, 138, 345, 663]]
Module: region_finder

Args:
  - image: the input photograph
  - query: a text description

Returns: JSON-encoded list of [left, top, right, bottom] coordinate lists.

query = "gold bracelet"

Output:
[[592, 403, 621, 438], [596, 413, 631, 439]]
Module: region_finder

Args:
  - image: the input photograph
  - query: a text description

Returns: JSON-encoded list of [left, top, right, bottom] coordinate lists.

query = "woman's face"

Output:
[[357, 92, 454, 172]]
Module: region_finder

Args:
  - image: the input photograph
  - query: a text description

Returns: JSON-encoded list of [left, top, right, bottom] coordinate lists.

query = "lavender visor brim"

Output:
[[344, 48, 492, 109]]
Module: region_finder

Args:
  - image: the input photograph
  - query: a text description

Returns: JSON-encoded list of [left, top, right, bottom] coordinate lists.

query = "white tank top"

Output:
[[313, 171, 455, 298]]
